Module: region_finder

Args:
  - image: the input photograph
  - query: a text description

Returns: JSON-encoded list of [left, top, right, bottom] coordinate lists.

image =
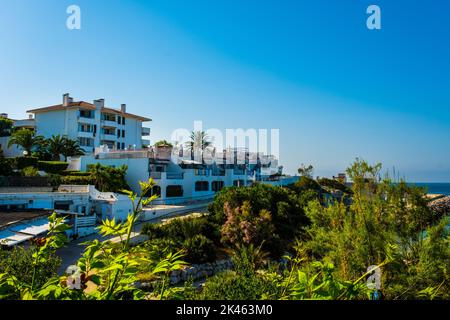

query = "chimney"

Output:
[[28, 114, 33, 120], [120, 104, 126, 113], [63, 93, 69, 107], [94, 99, 105, 109]]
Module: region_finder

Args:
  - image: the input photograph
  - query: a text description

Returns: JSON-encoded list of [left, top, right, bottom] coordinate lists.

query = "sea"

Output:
[[408, 183, 450, 196]]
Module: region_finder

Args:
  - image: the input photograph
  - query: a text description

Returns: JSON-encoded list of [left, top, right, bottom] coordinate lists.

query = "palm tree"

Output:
[[61, 138, 85, 161], [47, 135, 66, 161], [7, 128, 43, 156], [88, 163, 111, 192], [185, 131, 212, 160]]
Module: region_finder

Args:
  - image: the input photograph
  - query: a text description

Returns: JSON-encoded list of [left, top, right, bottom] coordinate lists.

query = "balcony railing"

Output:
[[142, 127, 151, 136], [166, 173, 184, 180]]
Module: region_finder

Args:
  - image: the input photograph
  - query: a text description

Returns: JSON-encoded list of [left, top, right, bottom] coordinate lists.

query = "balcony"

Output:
[[101, 120, 117, 128], [77, 131, 94, 138], [101, 133, 117, 141], [14, 119, 35, 129], [142, 127, 151, 136]]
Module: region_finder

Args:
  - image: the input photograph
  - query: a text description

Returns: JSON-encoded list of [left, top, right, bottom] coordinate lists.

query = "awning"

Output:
[[0, 229, 34, 247]]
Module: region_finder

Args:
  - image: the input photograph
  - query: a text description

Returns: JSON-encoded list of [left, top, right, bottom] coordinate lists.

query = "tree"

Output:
[[0, 117, 13, 137], [46, 135, 66, 161], [298, 164, 314, 178], [88, 163, 130, 192], [7, 128, 43, 156], [61, 137, 84, 161], [154, 140, 173, 147], [185, 131, 212, 160]]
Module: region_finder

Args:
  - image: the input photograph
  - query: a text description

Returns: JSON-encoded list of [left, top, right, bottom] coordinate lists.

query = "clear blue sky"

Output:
[[1, 0, 449, 181]]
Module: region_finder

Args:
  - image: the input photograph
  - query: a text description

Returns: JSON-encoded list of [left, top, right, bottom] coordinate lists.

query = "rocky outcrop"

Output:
[[428, 196, 450, 216]]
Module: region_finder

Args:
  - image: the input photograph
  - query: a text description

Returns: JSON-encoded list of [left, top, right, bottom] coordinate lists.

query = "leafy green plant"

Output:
[[21, 166, 39, 177], [0, 213, 69, 299]]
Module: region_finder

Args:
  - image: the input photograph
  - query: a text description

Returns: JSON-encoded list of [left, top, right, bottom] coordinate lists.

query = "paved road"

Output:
[[56, 203, 209, 275]]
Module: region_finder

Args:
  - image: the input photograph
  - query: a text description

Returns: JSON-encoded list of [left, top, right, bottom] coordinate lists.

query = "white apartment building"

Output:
[[68, 145, 299, 204], [20, 93, 152, 153]]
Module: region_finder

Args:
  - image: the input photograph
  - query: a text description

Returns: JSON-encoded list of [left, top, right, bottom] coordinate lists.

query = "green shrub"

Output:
[[141, 223, 165, 240], [60, 175, 95, 185], [183, 234, 217, 264], [15, 156, 38, 170], [37, 161, 69, 174], [191, 270, 276, 300], [22, 166, 39, 177], [0, 158, 14, 176]]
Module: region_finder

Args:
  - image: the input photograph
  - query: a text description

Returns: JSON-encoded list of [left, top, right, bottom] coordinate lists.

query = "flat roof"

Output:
[[0, 210, 52, 229]]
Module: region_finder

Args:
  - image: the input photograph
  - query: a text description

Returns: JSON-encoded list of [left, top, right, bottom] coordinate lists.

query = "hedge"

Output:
[[60, 175, 95, 185], [37, 161, 69, 174], [16, 157, 39, 170], [61, 170, 92, 177]]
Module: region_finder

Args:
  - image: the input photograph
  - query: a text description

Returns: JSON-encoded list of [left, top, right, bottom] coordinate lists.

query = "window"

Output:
[[117, 142, 121, 149], [212, 181, 224, 192], [122, 117, 125, 125], [101, 128, 115, 135], [121, 142, 125, 149], [79, 110, 94, 118], [78, 137, 94, 147], [78, 123, 93, 132], [122, 130, 125, 138], [101, 113, 116, 122], [195, 181, 209, 192], [117, 116, 121, 124], [166, 185, 183, 198], [144, 185, 161, 197]]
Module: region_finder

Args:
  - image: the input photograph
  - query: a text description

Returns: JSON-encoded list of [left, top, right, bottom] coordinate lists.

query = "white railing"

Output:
[[76, 215, 96, 228]]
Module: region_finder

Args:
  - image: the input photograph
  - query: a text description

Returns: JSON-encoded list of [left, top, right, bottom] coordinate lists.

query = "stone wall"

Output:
[[169, 259, 233, 285]]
